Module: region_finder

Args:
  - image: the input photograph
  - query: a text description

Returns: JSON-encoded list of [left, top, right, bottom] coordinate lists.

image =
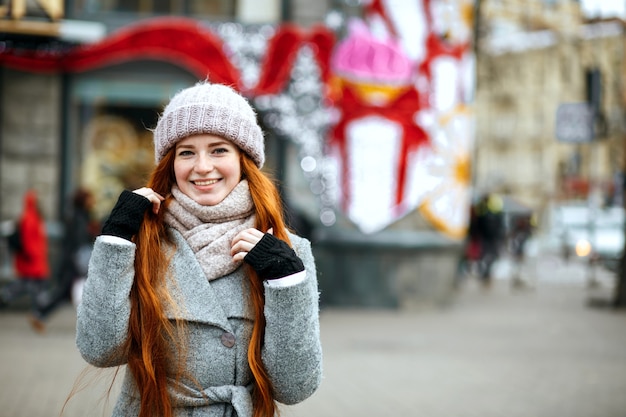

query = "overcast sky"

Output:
[[580, 0, 626, 19]]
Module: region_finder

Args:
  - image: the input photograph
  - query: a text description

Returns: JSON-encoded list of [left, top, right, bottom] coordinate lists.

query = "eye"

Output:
[[213, 147, 229, 155], [177, 149, 194, 157]]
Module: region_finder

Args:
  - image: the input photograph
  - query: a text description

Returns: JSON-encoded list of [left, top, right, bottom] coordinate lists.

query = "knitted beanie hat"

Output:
[[153, 81, 265, 167]]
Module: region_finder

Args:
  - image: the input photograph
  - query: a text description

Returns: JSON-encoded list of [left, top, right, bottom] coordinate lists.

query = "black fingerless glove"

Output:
[[244, 233, 305, 281], [101, 190, 152, 241]]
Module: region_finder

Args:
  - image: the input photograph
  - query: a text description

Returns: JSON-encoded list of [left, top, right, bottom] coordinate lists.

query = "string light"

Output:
[[213, 22, 338, 226]]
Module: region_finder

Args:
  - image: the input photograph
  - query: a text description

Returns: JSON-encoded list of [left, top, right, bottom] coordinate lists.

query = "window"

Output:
[[71, 0, 236, 19], [189, 0, 235, 16]]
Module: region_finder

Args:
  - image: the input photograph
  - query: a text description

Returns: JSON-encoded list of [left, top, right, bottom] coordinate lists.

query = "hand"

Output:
[[132, 187, 165, 214], [231, 228, 272, 262], [101, 190, 154, 241], [234, 229, 305, 281]]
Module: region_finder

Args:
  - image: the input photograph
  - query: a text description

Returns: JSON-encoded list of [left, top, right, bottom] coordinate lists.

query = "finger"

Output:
[[231, 232, 263, 253], [246, 228, 265, 239], [232, 251, 248, 262], [231, 228, 265, 259], [133, 187, 165, 200], [232, 228, 263, 246], [146, 195, 162, 214], [132, 188, 165, 214], [132, 187, 151, 197], [230, 239, 255, 256]]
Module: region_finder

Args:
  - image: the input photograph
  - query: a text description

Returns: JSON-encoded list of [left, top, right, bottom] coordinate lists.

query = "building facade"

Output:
[[18, 1, 614, 308], [475, 0, 626, 223], [1, 0, 471, 308], [0, 0, 337, 281], [0, 0, 331, 222]]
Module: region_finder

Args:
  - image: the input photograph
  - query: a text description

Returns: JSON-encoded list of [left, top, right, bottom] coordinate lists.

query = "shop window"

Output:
[[72, 0, 236, 18], [79, 106, 159, 221], [189, 0, 235, 16]]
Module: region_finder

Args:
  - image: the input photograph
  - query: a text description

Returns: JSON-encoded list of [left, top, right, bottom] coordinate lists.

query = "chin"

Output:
[[198, 195, 225, 206]]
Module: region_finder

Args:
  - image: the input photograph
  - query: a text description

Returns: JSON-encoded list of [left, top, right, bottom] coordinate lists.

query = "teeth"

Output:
[[194, 179, 218, 186]]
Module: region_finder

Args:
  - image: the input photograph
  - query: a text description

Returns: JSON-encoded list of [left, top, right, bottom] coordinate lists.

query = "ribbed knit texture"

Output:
[[101, 190, 152, 241], [163, 181, 256, 281], [244, 233, 305, 280], [153, 82, 265, 167]]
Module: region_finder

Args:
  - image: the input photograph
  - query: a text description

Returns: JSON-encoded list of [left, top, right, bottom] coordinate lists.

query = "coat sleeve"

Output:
[[75, 236, 135, 367], [261, 235, 323, 405], [19, 217, 39, 261]]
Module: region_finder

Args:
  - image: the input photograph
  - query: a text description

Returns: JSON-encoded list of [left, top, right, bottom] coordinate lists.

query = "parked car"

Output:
[[552, 203, 624, 272]]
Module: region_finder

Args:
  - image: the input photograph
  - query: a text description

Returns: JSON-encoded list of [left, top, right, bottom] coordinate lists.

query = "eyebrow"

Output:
[[177, 140, 232, 149]]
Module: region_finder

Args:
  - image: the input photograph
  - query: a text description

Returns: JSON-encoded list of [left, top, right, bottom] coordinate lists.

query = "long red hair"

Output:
[[127, 148, 286, 417]]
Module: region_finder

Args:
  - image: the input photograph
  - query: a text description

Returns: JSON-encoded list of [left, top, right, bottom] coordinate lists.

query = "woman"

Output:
[[1, 189, 50, 333], [38, 188, 97, 318], [76, 82, 323, 417]]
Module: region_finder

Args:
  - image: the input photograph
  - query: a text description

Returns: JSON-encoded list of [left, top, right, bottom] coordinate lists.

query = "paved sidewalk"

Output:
[[1, 267, 626, 417], [291, 279, 626, 417]]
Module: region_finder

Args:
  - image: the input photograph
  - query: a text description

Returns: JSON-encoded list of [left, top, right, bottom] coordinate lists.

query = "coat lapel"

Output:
[[164, 230, 231, 331]]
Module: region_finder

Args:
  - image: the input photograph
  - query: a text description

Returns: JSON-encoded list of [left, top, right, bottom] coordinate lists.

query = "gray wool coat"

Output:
[[76, 228, 322, 417]]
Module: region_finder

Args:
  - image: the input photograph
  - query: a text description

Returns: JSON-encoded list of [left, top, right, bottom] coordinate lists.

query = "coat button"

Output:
[[221, 332, 236, 348]]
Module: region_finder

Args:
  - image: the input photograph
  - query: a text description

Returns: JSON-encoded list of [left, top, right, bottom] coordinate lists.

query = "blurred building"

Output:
[[12, 1, 607, 308], [0, 0, 331, 221], [0, 0, 344, 285], [1, 0, 466, 310], [475, 0, 626, 222]]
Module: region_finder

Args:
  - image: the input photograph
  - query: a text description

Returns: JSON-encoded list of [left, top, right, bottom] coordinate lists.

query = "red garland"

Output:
[[0, 17, 238, 83], [418, 32, 469, 80], [253, 24, 304, 94], [70, 18, 240, 84], [252, 23, 335, 95], [364, 0, 398, 37], [0, 17, 335, 95]]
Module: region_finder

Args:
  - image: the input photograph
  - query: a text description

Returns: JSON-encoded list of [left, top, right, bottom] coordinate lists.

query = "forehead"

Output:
[[176, 134, 237, 148]]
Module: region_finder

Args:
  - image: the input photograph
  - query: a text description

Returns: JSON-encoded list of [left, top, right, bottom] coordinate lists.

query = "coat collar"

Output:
[[164, 229, 252, 331]]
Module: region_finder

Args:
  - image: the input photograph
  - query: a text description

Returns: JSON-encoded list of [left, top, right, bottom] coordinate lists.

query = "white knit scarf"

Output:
[[164, 180, 255, 281]]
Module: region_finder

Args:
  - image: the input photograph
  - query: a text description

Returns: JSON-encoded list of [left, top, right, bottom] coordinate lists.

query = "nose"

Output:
[[195, 153, 214, 173]]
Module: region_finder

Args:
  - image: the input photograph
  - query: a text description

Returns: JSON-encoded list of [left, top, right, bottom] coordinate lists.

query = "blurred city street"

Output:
[[1, 253, 626, 417], [1, 2, 625, 417]]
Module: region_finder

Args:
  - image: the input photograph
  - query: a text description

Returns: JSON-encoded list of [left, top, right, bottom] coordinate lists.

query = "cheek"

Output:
[[174, 162, 190, 183], [232, 165, 242, 181], [229, 157, 242, 181]]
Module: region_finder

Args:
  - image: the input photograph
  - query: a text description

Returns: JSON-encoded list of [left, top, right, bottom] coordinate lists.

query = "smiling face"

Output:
[[174, 134, 242, 206]]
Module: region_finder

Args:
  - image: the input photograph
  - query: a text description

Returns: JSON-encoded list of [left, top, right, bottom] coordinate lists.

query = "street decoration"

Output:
[[326, 0, 475, 236], [0, 0, 476, 238]]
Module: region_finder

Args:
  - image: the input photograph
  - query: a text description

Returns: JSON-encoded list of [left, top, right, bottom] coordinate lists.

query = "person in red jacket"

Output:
[[0, 189, 50, 333]]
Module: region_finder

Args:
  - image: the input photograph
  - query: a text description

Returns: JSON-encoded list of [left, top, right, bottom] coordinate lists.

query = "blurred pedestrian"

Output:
[[0, 190, 50, 333], [38, 188, 97, 320], [510, 214, 533, 288], [75, 81, 322, 417], [475, 193, 505, 287], [458, 203, 482, 283]]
